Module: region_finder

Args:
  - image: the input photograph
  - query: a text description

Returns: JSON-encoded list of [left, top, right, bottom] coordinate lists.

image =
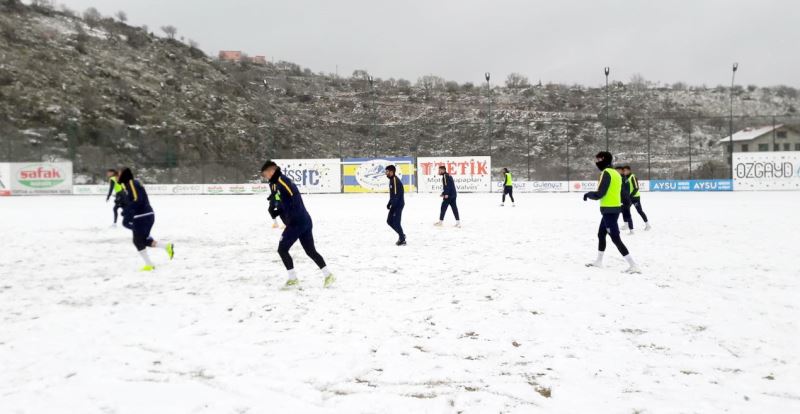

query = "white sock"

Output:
[[321, 266, 332, 277], [596, 251, 605, 263], [139, 250, 154, 267], [287, 269, 297, 280], [159, 241, 171, 252], [623, 255, 637, 266]]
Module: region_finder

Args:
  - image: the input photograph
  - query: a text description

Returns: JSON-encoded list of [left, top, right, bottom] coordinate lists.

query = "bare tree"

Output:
[[351, 69, 369, 81], [115, 11, 127, 23], [505, 73, 530, 89], [188, 39, 199, 49], [83, 7, 102, 29], [160, 25, 177, 40]]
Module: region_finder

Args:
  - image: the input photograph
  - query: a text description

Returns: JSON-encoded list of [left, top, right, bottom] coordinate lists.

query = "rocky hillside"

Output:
[[1, 0, 798, 183]]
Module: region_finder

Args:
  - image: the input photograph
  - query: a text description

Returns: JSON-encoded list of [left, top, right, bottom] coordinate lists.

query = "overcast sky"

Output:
[[56, 0, 799, 87]]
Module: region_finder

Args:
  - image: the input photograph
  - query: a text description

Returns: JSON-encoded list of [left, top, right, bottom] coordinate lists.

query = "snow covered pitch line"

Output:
[[0, 192, 798, 413]]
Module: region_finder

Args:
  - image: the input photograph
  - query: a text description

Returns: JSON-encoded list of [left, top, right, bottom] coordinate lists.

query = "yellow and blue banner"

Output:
[[342, 157, 416, 193]]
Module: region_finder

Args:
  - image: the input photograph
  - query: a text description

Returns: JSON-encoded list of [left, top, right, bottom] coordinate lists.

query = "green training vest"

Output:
[[504, 173, 513, 186], [599, 168, 622, 208], [110, 176, 123, 193], [630, 173, 639, 197]]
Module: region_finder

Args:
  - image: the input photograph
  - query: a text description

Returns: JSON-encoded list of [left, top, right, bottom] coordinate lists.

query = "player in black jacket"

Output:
[[118, 168, 174, 271], [434, 166, 461, 227], [262, 160, 335, 289], [385, 165, 406, 246]]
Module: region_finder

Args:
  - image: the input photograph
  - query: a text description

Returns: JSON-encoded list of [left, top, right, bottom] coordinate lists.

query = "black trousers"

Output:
[[502, 186, 514, 202], [278, 221, 326, 271], [387, 203, 405, 239], [439, 197, 460, 221], [112, 193, 124, 223], [621, 201, 632, 228], [598, 212, 629, 256], [632, 198, 648, 223], [129, 214, 155, 251]]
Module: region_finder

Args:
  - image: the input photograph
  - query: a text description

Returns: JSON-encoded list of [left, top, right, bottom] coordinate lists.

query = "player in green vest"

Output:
[[622, 166, 651, 231], [582, 152, 641, 274], [105, 169, 126, 227], [500, 168, 515, 207]]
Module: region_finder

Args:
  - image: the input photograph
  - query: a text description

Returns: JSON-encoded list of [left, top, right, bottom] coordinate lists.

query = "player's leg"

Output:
[[451, 198, 461, 224], [634, 198, 651, 230], [393, 205, 406, 245], [298, 227, 335, 287], [435, 199, 448, 225], [587, 218, 607, 267], [508, 187, 515, 203], [604, 212, 640, 273], [277, 227, 301, 286], [133, 216, 156, 271]]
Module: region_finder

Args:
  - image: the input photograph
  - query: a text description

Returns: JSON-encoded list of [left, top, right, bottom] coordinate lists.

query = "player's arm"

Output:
[[585, 171, 610, 200], [106, 180, 114, 201]]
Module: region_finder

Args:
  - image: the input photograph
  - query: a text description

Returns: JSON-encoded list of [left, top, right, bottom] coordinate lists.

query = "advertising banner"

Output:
[[9, 162, 73, 195], [342, 157, 415, 193], [273, 159, 342, 193], [568, 180, 598, 192], [649, 179, 733, 192], [0, 163, 10, 196], [733, 151, 800, 191], [494, 181, 568, 193], [417, 156, 491, 193]]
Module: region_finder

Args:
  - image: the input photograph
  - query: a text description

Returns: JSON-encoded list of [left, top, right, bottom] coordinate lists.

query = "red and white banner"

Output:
[[417, 156, 491, 193]]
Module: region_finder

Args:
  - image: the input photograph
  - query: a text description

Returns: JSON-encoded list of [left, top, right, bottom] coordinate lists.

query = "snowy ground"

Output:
[[1, 191, 798, 413]]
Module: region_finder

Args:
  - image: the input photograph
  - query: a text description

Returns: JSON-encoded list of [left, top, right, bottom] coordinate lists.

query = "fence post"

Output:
[[526, 123, 531, 181], [647, 122, 651, 180]]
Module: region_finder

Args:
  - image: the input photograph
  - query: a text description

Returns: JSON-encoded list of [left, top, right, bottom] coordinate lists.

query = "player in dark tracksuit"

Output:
[[261, 160, 335, 288], [501, 168, 515, 206], [105, 169, 126, 226], [385, 165, 406, 246], [616, 166, 633, 234], [118, 168, 174, 271], [583, 152, 640, 273], [434, 166, 461, 227], [623, 166, 651, 231]]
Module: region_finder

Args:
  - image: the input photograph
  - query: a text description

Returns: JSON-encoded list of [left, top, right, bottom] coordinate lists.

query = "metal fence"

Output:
[[1, 114, 798, 184]]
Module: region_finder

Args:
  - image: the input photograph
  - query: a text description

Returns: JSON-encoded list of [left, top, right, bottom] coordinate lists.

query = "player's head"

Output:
[[118, 167, 134, 184], [438, 165, 447, 175], [106, 169, 118, 178], [622, 165, 631, 175], [502, 168, 509, 173], [385, 165, 396, 178], [594, 151, 613, 171], [260, 160, 279, 180], [615, 166, 623, 172]]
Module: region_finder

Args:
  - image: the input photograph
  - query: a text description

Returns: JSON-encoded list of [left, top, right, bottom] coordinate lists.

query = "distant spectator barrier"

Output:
[[342, 157, 416, 193], [417, 156, 491, 193], [0, 162, 73, 195], [733, 151, 800, 191], [649, 179, 733, 192], [274, 159, 342, 193]]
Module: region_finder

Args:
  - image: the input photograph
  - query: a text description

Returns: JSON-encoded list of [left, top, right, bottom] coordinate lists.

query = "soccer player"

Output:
[[623, 166, 651, 231], [118, 168, 174, 271], [500, 167, 515, 207], [583, 152, 640, 274], [261, 160, 335, 289], [105, 168, 126, 227], [616, 166, 633, 234], [385, 165, 406, 246], [434, 165, 460, 227]]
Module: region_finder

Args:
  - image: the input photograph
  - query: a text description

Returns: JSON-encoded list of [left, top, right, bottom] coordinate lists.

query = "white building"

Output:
[[720, 124, 800, 153]]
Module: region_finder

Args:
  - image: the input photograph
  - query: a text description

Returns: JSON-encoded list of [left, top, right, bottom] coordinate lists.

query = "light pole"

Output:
[[368, 75, 376, 157], [486, 72, 493, 192], [604, 67, 610, 151], [728, 63, 738, 179]]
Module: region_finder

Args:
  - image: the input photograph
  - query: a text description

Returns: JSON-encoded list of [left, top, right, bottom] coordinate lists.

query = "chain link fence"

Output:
[[1, 114, 798, 184]]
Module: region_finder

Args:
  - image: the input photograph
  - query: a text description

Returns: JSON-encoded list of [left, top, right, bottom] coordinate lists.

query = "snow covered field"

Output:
[[1, 191, 798, 413]]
